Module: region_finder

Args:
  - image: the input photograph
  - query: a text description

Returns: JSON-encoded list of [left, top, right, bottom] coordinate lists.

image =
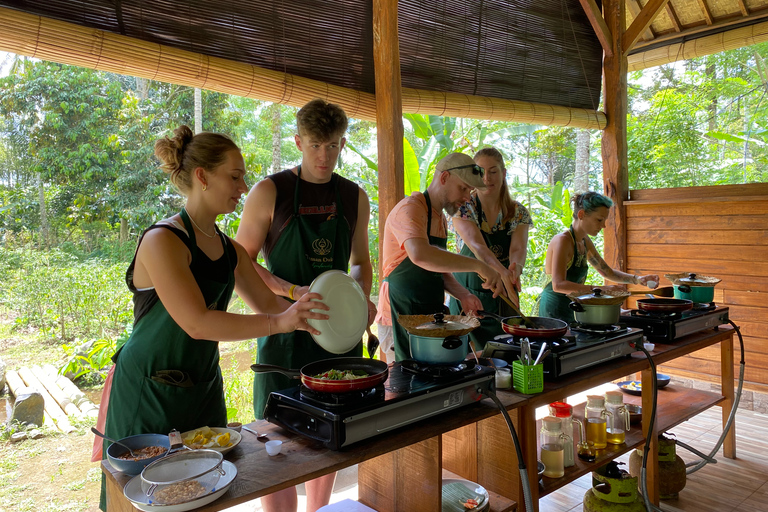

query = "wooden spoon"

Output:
[[629, 286, 675, 297]]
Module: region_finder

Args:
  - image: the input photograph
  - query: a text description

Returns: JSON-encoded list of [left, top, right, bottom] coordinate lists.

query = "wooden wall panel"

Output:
[[625, 184, 768, 393]]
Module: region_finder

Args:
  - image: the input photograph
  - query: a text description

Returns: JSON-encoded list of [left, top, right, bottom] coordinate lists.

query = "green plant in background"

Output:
[[59, 327, 130, 384], [221, 349, 256, 423]]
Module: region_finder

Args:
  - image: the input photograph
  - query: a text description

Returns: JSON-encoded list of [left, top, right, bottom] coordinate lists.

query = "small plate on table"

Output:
[[180, 427, 241, 455], [442, 478, 490, 511], [306, 270, 368, 354]]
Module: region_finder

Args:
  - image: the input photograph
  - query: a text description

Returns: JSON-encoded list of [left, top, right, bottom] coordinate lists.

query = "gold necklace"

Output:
[[184, 208, 216, 238]]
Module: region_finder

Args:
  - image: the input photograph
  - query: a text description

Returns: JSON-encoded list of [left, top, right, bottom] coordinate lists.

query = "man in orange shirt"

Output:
[[375, 153, 504, 362]]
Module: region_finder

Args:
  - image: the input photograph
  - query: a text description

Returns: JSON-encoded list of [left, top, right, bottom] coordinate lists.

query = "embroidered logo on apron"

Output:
[[491, 245, 504, 259], [312, 238, 333, 256]]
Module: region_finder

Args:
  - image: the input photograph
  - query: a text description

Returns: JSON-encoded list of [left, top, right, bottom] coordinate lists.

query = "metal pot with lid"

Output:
[[397, 313, 479, 364], [664, 272, 721, 303], [568, 288, 629, 326]]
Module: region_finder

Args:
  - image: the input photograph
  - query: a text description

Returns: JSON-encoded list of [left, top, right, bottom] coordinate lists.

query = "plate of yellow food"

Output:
[[180, 426, 241, 455]]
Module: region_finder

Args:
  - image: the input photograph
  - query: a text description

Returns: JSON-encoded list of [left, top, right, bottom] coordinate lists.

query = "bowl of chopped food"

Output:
[[106, 433, 171, 475]]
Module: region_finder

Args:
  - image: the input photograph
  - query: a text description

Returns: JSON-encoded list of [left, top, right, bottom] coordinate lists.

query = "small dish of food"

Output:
[[618, 374, 671, 395], [627, 404, 642, 424], [180, 426, 241, 455]]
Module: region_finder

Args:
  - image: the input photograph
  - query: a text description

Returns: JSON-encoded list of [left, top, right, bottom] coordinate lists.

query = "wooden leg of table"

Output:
[[641, 368, 659, 507], [721, 332, 736, 459], [105, 474, 137, 512], [518, 404, 539, 512], [475, 413, 519, 502], [358, 437, 441, 512]]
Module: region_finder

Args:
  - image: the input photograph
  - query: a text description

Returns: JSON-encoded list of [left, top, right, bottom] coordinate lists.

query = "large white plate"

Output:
[[442, 478, 490, 512], [123, 460, 237, 511], [306, 270, 367, 354], [179, 427, 241, 455]]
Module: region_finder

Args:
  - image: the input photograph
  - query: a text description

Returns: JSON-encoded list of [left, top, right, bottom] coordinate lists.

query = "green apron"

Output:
[[100, 209, 234, 510], [387, 191, 448, 361], [538, 225, 588, 323], [448, 196, 515, 349], [253, 167, 361, 419]]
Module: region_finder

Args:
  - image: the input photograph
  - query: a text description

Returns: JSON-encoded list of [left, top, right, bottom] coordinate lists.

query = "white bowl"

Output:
[[643, 342, 655, 352], [265, 440, 283, 456]]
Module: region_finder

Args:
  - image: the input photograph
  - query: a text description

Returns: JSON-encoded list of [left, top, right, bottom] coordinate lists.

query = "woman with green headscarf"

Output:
[[538, 191, 659, 323]]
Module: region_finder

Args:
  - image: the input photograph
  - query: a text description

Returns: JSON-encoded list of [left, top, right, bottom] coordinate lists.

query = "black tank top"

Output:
[[262, 169, 360, 259], [126, 223, 237, 325]]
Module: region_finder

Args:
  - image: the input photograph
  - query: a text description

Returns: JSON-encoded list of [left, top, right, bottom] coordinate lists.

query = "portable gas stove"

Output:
[[481, 326, 642, 380], [263, 361, 495, 450], [620, 303, 729, 342]]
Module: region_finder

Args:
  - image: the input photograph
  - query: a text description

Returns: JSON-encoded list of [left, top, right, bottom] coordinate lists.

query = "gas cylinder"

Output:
[[583, 461, 645, 512], [629, 433, 687, 499]]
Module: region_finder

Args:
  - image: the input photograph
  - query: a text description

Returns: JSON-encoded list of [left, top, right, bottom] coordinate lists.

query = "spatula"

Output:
[[480, 276, 536, 328], [629, 286, 675, 297]]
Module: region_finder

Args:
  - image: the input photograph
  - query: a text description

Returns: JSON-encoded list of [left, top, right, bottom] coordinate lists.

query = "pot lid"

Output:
[[397, 313, 480, 337], [664, 272, 721, 287], [568, 288, 629, 306]]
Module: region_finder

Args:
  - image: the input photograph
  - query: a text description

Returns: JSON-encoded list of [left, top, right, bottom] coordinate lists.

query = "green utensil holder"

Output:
[[512, 361, 543, 394]]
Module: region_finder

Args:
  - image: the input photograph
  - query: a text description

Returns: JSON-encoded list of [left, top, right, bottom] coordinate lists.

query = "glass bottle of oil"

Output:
[[540, 416, 570, 478], [548, 402, 579, 467], [585, 395, 612, 449], [604, 390, 630, 444]]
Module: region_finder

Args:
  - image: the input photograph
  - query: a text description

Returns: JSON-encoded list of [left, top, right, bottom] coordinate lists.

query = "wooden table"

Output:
[[103, 326, 735, 512]]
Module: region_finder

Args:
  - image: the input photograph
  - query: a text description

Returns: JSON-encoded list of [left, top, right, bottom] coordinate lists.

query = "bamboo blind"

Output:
[[628, 19, 768, 70], [0, 6, 607, 129]]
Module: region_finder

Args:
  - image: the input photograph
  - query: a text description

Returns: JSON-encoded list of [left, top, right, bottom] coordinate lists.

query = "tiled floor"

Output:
[[225, 382, 768, 511]]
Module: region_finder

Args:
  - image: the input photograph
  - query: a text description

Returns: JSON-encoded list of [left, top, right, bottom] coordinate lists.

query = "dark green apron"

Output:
[[448, 196, 515, 349], [387, 191, 448, 361], [253, 167, 361, 419], [100, 209, 234, 510], [538, 225, 588, 323]]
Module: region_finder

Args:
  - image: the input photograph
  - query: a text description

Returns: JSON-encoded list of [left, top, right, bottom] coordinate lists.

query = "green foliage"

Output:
[[60, 327, 130, 383]]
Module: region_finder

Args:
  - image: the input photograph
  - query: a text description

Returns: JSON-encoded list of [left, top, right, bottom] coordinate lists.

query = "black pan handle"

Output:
[[250, 364, 301, 379], [569, 302, 585, 312], [678, 284, 692, 293], [442, 335, 463, 350]]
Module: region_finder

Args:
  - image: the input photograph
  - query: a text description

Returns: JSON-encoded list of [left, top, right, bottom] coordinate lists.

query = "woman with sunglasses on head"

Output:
[[449, 147, 532, 349], [96, 126, 327, 511], [537, 191, 659, 323]]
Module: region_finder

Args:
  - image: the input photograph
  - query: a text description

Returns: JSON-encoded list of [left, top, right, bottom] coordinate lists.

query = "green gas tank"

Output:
[[583, 461, 645, 512], [629, 433, 686, 499]]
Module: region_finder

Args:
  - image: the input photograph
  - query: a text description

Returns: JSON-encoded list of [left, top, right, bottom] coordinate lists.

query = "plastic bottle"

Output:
[[548, 402, 582, 467], [604, 390, 630, 445]]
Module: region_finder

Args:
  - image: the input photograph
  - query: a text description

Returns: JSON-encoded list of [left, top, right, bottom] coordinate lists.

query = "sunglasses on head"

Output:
[[444, 164, 484, 177]]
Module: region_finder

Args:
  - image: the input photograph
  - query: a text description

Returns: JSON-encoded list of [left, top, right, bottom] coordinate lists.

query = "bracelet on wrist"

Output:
[[288, 284, 297, 301]]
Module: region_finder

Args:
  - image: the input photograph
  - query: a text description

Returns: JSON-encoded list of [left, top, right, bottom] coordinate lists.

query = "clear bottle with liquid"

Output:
[[540, 416, 571, 478], [604, 390, 630, 444], [585, 395, 612, 449], [548, 402, 582, 467]]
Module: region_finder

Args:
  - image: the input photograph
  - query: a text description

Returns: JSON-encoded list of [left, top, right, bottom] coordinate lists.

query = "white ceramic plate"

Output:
[[123, 460, 237, 511], [179, 427, 241, 455], [442, 478, 490, 512], [306, 270, 367, 354]]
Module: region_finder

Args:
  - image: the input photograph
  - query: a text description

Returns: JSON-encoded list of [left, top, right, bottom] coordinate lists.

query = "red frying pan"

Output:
[[479, 310, 569, 339], [251, 357, 388, 393]]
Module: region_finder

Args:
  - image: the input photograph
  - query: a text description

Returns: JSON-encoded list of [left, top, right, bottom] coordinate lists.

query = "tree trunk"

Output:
[[270, 103, 282, 173], [706, 59, 717, 133], [574, 129, 590, 193], [120, 218, 128, 243], [194, 88, 203, 134], [136, 77, 149, 100], [38, 173, 49, 249]]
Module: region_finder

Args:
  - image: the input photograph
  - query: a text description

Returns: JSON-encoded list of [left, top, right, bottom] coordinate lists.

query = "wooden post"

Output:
[[601, 0, 629, 274], [373, 0, 405, 271]]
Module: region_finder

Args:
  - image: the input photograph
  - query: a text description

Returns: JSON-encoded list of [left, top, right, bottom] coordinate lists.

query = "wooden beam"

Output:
[[578, 0, 614, 57], [0, 6, 606, 130], [738, 0, 750, 16], [626, 0, 656, 41], [373, 0, 404, 266], [628, 18, 768, 70], [602, 0, 630, 278], [623, 0, 671, 54], [696, 0, 714, 25], [666, 3, 682, 32]]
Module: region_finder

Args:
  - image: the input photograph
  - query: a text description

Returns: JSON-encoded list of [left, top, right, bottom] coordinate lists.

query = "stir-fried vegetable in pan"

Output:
[[313, 369, 369, 380]]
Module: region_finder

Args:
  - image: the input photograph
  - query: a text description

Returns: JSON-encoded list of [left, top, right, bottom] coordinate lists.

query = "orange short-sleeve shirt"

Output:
[[375, 192, 447, 325]]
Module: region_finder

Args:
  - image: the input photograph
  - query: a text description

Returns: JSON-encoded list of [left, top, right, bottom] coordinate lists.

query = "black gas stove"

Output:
[[481, 326, 642, 380], [620, 304, 729, 342], [263, 361, 495, 450]]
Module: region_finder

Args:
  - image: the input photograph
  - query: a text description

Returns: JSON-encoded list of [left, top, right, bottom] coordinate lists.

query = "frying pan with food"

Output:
[[479, 310, 569, 339], [251, 357, 388, 393], [636, 298, 693, 313]]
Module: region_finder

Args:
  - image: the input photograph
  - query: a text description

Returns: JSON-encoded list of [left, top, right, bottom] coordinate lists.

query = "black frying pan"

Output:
[[251, 357, 388, 393], [636, 298, 693, 313]]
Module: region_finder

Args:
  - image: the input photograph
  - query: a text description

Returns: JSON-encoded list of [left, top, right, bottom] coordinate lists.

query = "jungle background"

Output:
[[1, 42, 768, 510]]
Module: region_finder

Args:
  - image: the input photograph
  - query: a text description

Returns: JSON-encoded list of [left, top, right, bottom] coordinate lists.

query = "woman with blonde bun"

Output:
[[98, 126, 328, 510]]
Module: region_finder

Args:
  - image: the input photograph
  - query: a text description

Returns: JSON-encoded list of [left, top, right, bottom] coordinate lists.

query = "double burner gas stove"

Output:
[[482, 326, 642, 380], [620, 303, 729, 342], [263, 361, 495, 450]]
